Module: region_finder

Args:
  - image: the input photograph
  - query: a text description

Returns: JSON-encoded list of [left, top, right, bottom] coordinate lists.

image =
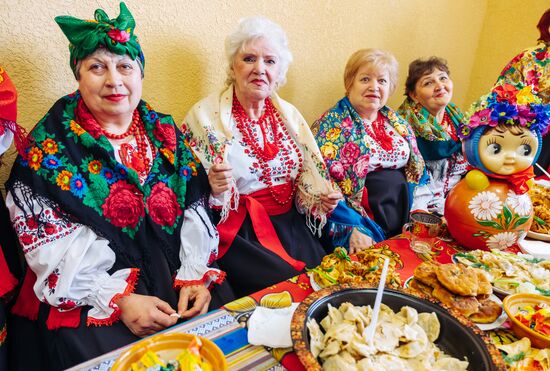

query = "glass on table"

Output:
[[402, 212, 443, 254]]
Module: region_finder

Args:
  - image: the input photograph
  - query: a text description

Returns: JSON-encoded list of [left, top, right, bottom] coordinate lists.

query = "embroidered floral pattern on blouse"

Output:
[[57, 297, 83, 311], [45, 268, 60, 295], [13, 209, 78, 254]]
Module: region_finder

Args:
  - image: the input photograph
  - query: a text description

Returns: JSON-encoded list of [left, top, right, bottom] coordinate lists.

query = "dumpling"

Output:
[[324, 321, 356, 345], [433, 356, 469, 371], [306, 319, 324, 358], [319, 339, 342, 359], [371, 354, 411, 371], [398, 306, 419, 325], [349, 333, 376, 358], [372, 320, 400, 352], [322, 351, 357, 371], [320, 303, 344, 331], [418, 312, 440, 342]]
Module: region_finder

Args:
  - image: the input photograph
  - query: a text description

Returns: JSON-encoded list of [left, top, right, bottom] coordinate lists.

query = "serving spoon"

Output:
[[365, 257, 390, 344]]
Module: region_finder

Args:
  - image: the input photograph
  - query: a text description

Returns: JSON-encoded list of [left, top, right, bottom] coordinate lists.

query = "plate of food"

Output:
[[404, 262, 506, 331], [291, 283, 505, 370], [307, 247, 401, 291], [503, 293, 550, 349], [518, 238, 550, 260], [111, 333, 227, 371], [452, 250, 550, 296], [528, 179, 550, 241]]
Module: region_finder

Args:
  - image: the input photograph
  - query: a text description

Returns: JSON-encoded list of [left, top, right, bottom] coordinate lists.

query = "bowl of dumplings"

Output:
[[290, 283, 505, 371]]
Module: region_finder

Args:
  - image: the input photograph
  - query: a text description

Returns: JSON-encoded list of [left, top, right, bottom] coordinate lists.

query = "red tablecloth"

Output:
[[223, 234, 520, 370]]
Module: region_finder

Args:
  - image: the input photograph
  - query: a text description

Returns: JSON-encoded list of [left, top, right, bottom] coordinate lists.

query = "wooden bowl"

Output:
[[503, 293, 550, 349], [110, 332, 227, 371]]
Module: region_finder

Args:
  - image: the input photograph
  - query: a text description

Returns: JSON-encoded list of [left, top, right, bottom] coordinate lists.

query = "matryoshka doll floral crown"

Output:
[[444, 81, 550, 251], [460, 81, 549, 177]]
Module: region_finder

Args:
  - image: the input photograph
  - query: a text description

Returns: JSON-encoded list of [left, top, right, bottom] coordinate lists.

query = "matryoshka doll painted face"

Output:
[[478, 123, 539, 175]]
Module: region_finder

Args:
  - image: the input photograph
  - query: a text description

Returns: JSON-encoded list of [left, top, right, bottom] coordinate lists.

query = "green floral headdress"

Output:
[[55, 2, 145, 77]]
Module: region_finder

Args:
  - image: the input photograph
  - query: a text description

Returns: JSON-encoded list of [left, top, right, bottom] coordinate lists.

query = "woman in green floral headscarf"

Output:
[[5, 3, 230, 369], [398, 57, 468, 215]]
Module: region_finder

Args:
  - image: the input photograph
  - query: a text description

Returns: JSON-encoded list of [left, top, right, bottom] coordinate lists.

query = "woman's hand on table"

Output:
[[208, 163, 233, 195], [116, 293, 179, 337], [319, 192, 343, 213], [178, 284, 211, 320], [349, 228, 375, 254]]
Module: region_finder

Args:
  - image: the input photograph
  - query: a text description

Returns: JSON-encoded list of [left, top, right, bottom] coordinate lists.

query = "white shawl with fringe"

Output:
[[182, 85, 334, 235]]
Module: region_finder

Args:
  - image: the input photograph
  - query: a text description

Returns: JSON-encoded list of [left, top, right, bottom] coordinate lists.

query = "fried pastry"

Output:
[[413, 261, 440, 287], [469, 298, 502, 324], [475, 270, 492, 296], [436, 263, 479, 297], [432, 283, 480, 318], [409, 278, 433, 296]]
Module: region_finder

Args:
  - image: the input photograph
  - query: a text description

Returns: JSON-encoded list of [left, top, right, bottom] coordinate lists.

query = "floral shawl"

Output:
[[182, 85, 334, 234], [496, 43, 549, 104], [6, 92, 209, 291], [397, 97, 465, 161], [314, 96, 425, 215]]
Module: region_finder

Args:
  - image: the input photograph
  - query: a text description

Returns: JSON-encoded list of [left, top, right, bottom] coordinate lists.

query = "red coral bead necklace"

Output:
[[232, 93, 303, 205], [102, 110, 152, 176]]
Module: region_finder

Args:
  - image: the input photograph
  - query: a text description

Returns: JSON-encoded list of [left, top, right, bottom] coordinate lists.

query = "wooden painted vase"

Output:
[[445, 178, 533, 250]]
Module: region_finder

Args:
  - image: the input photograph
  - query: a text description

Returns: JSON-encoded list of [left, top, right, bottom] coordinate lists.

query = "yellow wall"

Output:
[[0, 0, 545, 190]]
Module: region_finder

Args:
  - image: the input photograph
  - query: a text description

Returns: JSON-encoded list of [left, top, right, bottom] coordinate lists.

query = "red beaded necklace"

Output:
[[232, 94, 280, 161], [364, 112, 394, 152], [232, 94, 303, 205], [102, 110, 152, 176], [442, 112, 459, 141]]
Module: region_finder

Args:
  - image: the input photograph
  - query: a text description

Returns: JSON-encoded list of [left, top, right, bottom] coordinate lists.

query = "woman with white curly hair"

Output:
[[183, 16, 341, 298]]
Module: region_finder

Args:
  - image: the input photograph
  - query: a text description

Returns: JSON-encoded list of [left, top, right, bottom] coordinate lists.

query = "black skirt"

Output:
[[7, 237, 234, 371], [216, 204, 327, 299], [364, 168, 410, 238]]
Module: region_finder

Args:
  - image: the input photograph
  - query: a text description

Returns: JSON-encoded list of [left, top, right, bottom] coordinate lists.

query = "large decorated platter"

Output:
[[452, 250, 550, 296], [291, 283, 505, 370]]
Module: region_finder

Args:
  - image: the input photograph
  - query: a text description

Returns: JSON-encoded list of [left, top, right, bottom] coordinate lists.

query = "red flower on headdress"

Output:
[[146, 182, 182, 226], [493, 83, 518, 104], [153, 121, 176, 151], [107, 28, 130, 43], [102, 180, 144, 228]]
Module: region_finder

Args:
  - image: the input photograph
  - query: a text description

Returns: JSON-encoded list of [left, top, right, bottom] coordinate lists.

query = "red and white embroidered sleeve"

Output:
[[174, 206, 226, 289], [6, 190, 139, 325]]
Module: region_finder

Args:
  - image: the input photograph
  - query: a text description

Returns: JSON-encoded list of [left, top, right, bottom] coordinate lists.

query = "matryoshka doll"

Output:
[[445, 82, 550, 250]]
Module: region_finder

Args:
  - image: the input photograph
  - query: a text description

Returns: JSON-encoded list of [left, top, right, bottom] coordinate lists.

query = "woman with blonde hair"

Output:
[[314, 49, 426, 251]]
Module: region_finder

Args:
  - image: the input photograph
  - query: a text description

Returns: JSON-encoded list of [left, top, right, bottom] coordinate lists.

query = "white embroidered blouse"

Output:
[[209, 113, 302, 206], [362, 118, 410, 173]]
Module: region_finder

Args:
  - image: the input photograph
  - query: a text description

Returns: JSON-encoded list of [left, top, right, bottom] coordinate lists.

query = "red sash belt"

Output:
[[217, 183, 306, 272], [361, 187, 375, 220]]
